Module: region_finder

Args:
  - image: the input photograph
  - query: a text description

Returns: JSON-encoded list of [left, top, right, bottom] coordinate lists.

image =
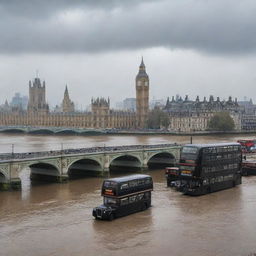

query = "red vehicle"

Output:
[[237, 140, 256, 153], [165, 167, 180, 187]]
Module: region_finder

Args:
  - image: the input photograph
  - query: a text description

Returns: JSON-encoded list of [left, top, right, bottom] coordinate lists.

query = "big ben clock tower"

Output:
[[136, 58, 149, 128]]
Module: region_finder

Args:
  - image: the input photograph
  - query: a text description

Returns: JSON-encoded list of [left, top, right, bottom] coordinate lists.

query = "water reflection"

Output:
[[1, 134, 256, 255], [92, 210, 153, 252], [1, 133, 256, 153]]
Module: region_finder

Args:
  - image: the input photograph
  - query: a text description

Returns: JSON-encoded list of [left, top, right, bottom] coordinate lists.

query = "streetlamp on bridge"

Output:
[[11, 144, 14, 157]]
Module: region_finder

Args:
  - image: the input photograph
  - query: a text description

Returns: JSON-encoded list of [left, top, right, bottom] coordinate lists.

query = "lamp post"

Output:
[[11, 144, 14, 157]]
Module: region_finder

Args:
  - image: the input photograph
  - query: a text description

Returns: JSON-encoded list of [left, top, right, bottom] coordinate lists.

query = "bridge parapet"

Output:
[[0, 144, 180, 162], [0, 144, 181, 191]]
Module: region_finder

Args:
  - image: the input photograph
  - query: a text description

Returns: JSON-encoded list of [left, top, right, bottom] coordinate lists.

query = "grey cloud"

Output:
[[0, 0, 153, 17], [0, 0, 256, 55]]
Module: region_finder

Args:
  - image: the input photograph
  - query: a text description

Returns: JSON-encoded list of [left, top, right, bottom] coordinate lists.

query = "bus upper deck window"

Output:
[[120, 183, 129, 190], [129, 180, 138, 187], [104, 181, 116, 188], [145, 178, 151, 184]]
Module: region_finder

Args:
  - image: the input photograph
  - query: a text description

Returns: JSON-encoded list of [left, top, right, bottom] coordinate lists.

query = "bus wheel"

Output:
[[109, 214, 114, 221]]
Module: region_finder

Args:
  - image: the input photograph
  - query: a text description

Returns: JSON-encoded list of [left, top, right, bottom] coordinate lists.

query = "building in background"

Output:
[[135, 58, 149, 128], [0, 60, 150, 129], [149, 98, 165, 109], [27, 77, 49, 115], [164, 95, 242, 132], [62, 85, 75, 113], [123, 98, 136, 111], [1, 59, 256, 132], [10, 93, 28, 110]]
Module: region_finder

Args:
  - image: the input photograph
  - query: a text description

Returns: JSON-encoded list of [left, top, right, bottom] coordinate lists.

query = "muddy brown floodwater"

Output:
[[0, 134, 256, 256]]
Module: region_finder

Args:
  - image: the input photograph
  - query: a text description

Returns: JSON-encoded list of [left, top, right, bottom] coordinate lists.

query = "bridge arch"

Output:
[[109, 154, 142, 172], [0, 171, 7, 183], [28, 162, 61, 182], [1, 128, 25, 133], [55, 129, 79, 135], [147, 151, 176, 169], [28, 129, 54, 135], [67, 158, 103, 178]]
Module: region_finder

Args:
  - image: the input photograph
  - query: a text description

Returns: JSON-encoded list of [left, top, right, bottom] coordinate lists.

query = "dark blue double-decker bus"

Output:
[[93, 174, 153, 220], [179, 143, 242, 196]]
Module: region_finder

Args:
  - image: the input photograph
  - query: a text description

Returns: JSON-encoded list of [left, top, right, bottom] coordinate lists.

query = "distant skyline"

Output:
[[1, 1, 256, 108]]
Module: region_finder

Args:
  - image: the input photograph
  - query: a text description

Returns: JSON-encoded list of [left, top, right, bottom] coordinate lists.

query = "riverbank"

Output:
[[1, 126, 256, 136]]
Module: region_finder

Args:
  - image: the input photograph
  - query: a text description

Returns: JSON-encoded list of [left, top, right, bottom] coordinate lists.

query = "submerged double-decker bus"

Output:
[[179, 143, 242, 196], [92, 174, 153, 220]]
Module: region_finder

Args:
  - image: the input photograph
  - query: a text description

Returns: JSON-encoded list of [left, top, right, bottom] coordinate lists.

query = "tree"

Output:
[[147, 107, 170, 129], [208, 112, 235, 131]]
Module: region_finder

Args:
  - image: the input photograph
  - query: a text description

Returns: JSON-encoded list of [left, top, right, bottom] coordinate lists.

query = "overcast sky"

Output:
[[1, 0, 256, 109]]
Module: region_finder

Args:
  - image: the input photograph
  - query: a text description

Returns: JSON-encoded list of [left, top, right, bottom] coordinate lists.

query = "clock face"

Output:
[[137, 81, 141, 86], [145, 81, 148, 86]]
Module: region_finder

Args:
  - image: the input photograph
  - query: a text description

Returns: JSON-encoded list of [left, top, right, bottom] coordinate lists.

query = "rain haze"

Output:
[[1, 0, 256, 109]]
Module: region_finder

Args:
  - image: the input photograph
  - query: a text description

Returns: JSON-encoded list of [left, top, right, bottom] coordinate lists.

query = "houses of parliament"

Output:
[[0, 59, 149, 130], [0, 58, 254, 132]]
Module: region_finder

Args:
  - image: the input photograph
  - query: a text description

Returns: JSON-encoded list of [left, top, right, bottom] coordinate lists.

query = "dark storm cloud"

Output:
[[0, 0, 256, 55]]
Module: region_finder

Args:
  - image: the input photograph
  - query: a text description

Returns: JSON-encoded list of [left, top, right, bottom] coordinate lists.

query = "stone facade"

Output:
[[1, 60, 254, 132], [27, 77, 49, 115], [136, 58, 149, 128], [164, 95, 242, 132], [0, 61, 150, 129], [62, 85, 75, 113]]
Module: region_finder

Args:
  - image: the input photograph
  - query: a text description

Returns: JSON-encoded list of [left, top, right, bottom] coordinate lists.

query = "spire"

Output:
[[136, 57, 148, 80], [139, 56, 145, 71], [64, 85, 69, 98], [140, 56, 145, 67]]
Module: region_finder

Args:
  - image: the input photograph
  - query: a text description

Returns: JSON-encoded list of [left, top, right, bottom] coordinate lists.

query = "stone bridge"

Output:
[[0, 125, 106, 135], [0, 144, 181, 190]]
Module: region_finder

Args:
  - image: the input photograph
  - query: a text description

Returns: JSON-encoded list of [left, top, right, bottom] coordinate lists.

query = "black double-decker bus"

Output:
[[92, 174, 153, 220], [179, 143, 242, 196]]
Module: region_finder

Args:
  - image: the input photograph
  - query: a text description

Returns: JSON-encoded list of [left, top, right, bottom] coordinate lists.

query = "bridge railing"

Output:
[[0, 143, 180, 162]]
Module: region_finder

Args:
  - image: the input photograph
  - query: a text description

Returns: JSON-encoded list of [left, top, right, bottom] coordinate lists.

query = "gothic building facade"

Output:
[[62, 85, 74, 113], [0, 59, 253, 132], [136, 58, 149, 128], [0, 60, 149, 129], [27, 77, 49, 115]]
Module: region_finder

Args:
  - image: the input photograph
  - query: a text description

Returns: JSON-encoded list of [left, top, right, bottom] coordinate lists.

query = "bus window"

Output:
[[120, 197, 129, 206], [138, 179, 144, 185], [182, 146, 198, 154], [129, 195, 137, 203], [120, 183, 129, 190], [137, 193, 144, 200], [145, 178, 151, 184], [145, 192, 151, 199], [104, 197, 118, 206], [129, 180, 138, 187], [104, 181, 117, 188]]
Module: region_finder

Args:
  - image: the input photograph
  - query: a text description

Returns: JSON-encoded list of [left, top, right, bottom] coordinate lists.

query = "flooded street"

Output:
[[0, 134, 256, 256]]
